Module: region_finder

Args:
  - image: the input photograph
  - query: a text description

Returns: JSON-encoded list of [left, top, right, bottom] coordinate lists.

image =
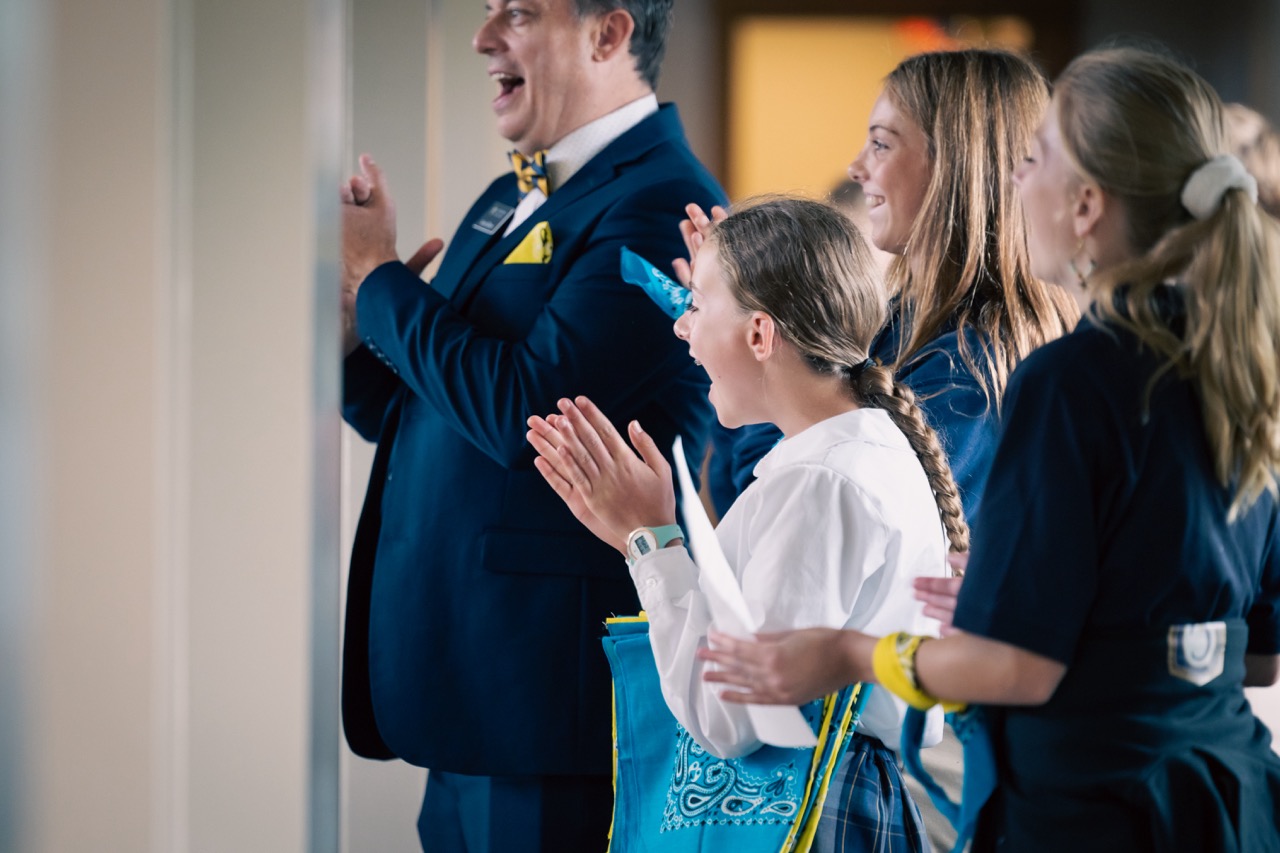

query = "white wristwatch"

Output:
[[625, 524, 684, 565]]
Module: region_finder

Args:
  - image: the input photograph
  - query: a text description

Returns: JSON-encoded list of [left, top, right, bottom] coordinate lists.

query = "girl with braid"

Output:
[[526, 196, 963, 851]]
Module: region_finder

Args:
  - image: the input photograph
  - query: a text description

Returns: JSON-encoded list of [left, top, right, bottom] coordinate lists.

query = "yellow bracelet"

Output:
[[873, 633, 935, 710], [872, 632, 966, 713]]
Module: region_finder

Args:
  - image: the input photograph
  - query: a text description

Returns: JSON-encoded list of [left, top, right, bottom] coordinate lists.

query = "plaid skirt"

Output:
[[814, 733, 931, 853]]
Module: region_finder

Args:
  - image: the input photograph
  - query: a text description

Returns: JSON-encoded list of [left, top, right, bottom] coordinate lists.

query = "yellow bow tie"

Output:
[[510, 149, 551, 199]]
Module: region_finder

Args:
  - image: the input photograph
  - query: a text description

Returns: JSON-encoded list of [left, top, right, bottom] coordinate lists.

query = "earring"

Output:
[[1068, 238, 1095, 288]]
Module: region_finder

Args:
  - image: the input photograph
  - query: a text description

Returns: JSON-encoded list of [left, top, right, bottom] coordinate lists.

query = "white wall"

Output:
[[32, 0, 172, 847], [3, 0, 344, 849], [182, 0, 343, 849]]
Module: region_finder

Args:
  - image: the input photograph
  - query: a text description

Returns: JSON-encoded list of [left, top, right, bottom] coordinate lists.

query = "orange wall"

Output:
[[727, 17, 922, 200], [726, 15, 1032, 201]]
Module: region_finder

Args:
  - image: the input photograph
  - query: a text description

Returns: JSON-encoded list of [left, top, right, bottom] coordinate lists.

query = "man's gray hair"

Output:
[[574, 0, 673, 90]]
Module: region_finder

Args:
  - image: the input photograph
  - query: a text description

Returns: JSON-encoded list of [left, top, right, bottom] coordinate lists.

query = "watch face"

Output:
[[629, 529, 658, 561]]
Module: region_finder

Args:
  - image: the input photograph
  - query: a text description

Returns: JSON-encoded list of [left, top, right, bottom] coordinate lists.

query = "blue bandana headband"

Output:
[[620, 246, 691, 320]]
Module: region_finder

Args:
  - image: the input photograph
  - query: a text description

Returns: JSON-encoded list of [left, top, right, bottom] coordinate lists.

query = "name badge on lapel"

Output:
[[504, 221, 554, 265], [1167, 621, 1226, 686], [472, 201, 514, 235]]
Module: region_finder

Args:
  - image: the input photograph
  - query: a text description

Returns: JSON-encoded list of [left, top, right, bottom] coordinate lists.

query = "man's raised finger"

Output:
[[359, 153, 385, 192]]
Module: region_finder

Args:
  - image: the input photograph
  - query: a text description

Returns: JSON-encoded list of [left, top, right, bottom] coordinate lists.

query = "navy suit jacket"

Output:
[[342, 105, 726, 776]]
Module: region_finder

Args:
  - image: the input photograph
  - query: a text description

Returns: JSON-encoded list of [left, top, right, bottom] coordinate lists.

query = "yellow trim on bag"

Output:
[[608, 668, 618, 851], [790, 684, 865, 852], [606, 612, 645, 852], [779, 683, 864, 853], [605, 613, 649, 625]]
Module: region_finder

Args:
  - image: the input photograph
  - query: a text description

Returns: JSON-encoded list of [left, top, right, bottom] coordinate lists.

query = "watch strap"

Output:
[[648, 524, 684, 549], [626, 523, 684, 565]]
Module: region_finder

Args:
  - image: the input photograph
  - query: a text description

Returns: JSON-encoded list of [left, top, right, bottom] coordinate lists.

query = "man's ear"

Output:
[[747, 312, 777, 363], [1072, 180, 1107, 242], [590, 9, 635, 62]]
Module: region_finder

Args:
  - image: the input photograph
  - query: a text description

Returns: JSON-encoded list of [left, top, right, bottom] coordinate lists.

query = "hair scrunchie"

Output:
[[1181, 154, 1259, 220], [851, 357, 877, 378]]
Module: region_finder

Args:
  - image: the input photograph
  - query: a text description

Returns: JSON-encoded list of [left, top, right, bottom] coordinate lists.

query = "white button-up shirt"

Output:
[[631, 407, 947, 758]]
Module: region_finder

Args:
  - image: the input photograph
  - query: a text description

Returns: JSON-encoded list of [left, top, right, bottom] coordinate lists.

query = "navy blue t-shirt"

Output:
[[954, 313, 1280, 665]]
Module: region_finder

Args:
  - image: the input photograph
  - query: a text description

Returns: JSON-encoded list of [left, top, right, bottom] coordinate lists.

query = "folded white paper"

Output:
[[672, 435, 818, 748]]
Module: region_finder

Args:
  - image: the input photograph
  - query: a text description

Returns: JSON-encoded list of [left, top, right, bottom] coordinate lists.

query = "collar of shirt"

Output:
[[752, 408, 908, 479], [505, 94, 658, 235], [543, 93, 658, 190]]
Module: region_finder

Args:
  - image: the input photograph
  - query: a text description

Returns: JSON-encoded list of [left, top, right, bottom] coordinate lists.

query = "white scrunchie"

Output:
[[1180, 154, 1259, 220]]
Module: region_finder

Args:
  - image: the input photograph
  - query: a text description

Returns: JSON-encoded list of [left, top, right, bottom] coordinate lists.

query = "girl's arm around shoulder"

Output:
[[702, 628, 1069, 709], [914, 632, 1067, 706]]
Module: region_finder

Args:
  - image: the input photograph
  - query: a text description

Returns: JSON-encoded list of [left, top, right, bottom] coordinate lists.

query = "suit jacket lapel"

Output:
[[432, 179, 520, 302], [439, 105, 688, 310], [524, 103, 684, 226]]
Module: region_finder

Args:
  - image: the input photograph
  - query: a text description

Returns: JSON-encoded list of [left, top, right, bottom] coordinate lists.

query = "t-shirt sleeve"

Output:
[[953, 345, 1106, 665], [1246, 502, 1280, 655]]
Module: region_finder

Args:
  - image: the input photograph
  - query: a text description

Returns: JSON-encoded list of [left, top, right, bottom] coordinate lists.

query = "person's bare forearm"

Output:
[[914, 633, 1066, 706], [703, 627, 1067, 710]]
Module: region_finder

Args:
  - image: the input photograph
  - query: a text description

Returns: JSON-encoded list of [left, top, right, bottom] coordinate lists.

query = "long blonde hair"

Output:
[[883, 49, 1077, 409], [1225, 102, 1280, 219], [712, 197, 969, 552], [1055, 47, 1280, 517]]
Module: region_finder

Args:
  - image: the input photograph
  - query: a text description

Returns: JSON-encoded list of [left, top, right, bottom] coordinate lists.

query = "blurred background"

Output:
[[2, 0, 1278, 850]]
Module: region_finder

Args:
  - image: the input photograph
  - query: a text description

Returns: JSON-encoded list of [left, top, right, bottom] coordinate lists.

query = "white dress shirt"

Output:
[[505, 94, 659, 235], [631, 407, 947, 758]]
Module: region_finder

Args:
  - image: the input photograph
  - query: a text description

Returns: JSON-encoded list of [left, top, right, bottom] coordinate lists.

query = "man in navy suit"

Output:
[[339, 1, 725, 849]]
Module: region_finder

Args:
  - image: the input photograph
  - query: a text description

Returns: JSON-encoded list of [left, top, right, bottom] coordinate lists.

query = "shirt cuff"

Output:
[[629, 546, 697, 612]]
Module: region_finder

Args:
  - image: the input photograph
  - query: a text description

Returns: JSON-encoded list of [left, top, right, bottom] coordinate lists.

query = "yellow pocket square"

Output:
[[503, 221, 553, 264]]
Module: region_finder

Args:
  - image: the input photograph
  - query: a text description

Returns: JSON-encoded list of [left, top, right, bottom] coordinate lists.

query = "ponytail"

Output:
[[1056, 47, 1280, 519], [1189, 194, 1280, 516], [1091, 189, 1280, 518]]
